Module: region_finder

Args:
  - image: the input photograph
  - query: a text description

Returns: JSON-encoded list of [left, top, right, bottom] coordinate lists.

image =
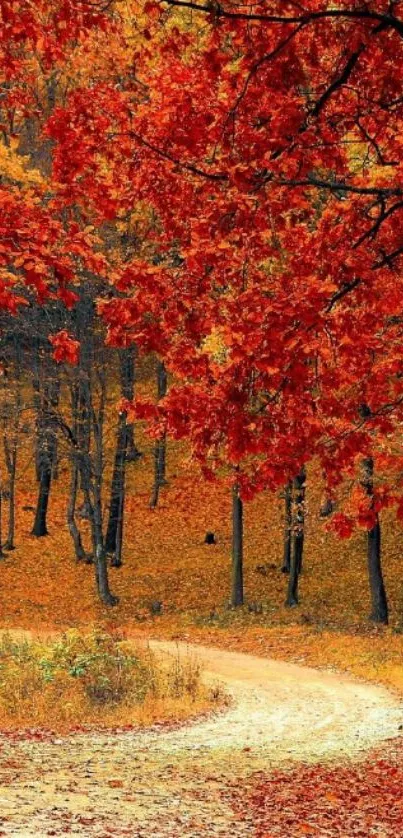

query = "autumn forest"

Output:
[[1, 1, 403, 836]]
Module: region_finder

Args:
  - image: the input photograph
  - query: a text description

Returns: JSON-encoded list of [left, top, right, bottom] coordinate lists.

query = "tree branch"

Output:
[[162, 1, 403, 39]]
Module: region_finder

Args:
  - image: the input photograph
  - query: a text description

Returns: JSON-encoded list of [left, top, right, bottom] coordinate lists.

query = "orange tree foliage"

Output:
[[0, 0, 114, 336], [42, 1, 403, 527]]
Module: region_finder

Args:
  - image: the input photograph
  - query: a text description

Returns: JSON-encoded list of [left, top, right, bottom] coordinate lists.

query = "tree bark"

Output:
[[76, 286, 117, 605], [67, 461, 87, 561], [281, 480, 292, 573], [0, 488, 5, 560], [362, 457, 388, 624], [3, 336, 20, 551], [113, 457, 125, 568], [31, 427, 54, 536], [32, 372, 60, 538], [150, 361, 168, 509], [231, 483, 244, 607], [105, 413, 128, 561], [119, 347, 141, 461], [285, 468, 306, 607], [4, 464, 15, 551]]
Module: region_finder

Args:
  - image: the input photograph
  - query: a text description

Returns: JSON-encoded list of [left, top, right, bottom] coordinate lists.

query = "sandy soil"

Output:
[[0, 639, 401, 837]]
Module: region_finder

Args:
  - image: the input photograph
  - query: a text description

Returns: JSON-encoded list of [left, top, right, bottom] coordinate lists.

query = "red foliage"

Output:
[[4, 1, 403, 528], [233, 743, 403, 837], [49, 330, 79, 365]]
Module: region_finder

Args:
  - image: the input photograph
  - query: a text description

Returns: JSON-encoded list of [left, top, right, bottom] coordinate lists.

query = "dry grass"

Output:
[[0, 629, 218, 732]]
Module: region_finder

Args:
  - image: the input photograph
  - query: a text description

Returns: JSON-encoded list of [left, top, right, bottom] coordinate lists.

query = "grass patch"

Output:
[[0, 629, 220, 732]]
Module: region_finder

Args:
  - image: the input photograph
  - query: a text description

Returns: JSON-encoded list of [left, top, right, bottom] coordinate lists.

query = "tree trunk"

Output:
[[285, 468, 306, 607], [32, 335, 42, 483], [3, 333, 22, 551], [4, 468, 16, 551], [79, 447, 118, 606], [3, 435, 17, 551], [0, 489, 5, 560], [52, 435, 59, 481], [76, 286, 117, 606], [67, 462, 87, 561], [31, 430, 54, 536], [362, 457, 388, 625], [150, 361, 168, 509], [231, 483, 244, 607], [105, 413, 128, 560], [281, 480, 292, 573], [119, 347, 141, 461], [92, 477, 118, 606], [32, 372, 59, 538], [113, 460, 125, 568]]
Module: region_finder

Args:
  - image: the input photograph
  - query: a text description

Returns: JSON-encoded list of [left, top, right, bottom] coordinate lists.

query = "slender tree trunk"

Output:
[[79, 445, 118, 606], [0, 488, 5, 560], [3, 333, 21, 551], [4, 463, 16, 551], [67, 461, 87, 561], [32, 372, 60, 538], [32, 335, 42, 483], [76, 286, 117, 606], [52, 436, 59, 481], [281, 480, 292, 573], [105, 414, 128, 559], [66, 384, 88, 561], [295, 481, 305, 576], [92, 476, 118, 606], [113, 461, 125, 568], [31, 428, 54, 536], [231, 483, 244, 607], [119, 347, 141, 461], [3, 434, 17, 551], [285, 468, 306, 607], [105, 350, 134, 557], [150, 361, 168, 509], [362, 457, 388, 624]]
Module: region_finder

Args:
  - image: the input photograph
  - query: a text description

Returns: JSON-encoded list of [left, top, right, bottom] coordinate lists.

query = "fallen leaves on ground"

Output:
[[233, 740, 403, 837]]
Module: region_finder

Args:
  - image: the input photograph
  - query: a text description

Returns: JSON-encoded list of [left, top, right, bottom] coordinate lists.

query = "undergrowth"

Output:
[[0, 629, 219, 731]]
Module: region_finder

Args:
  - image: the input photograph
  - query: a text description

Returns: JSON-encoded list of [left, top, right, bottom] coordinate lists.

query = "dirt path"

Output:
[[0, 639, 401, 837]]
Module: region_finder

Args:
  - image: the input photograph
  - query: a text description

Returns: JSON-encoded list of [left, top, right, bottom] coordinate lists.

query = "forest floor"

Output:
[[2, 389, 403, 834], [0, 639, 402, 837]]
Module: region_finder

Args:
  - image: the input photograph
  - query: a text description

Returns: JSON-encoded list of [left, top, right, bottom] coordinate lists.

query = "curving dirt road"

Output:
[[0, 640, 401, 837]]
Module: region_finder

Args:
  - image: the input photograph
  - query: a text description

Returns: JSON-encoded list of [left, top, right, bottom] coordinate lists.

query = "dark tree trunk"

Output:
[[105, 413, 128, 561], [66, 384, 87, 561], [32, 377, 59, 538], [4, 466, 16, 551], [362, 457, 388, 625], [231, 483, 244, 607], [76, 287, 117, 606], [105, 348, 135, 559], [150, 361, 168, 509], [31, 429, 54, 537], [67, 461, 87, 561], [119, 347, 141, 461], [285, 468, 306, 607], [3, 336, 20, 551], [32, 335, 42, 483], [80, 459, 118, 606], [281, 480, 292, 573], [0, 490, 5, 560], [52, 435, 59, 481], [113, 459, 125, 568]]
